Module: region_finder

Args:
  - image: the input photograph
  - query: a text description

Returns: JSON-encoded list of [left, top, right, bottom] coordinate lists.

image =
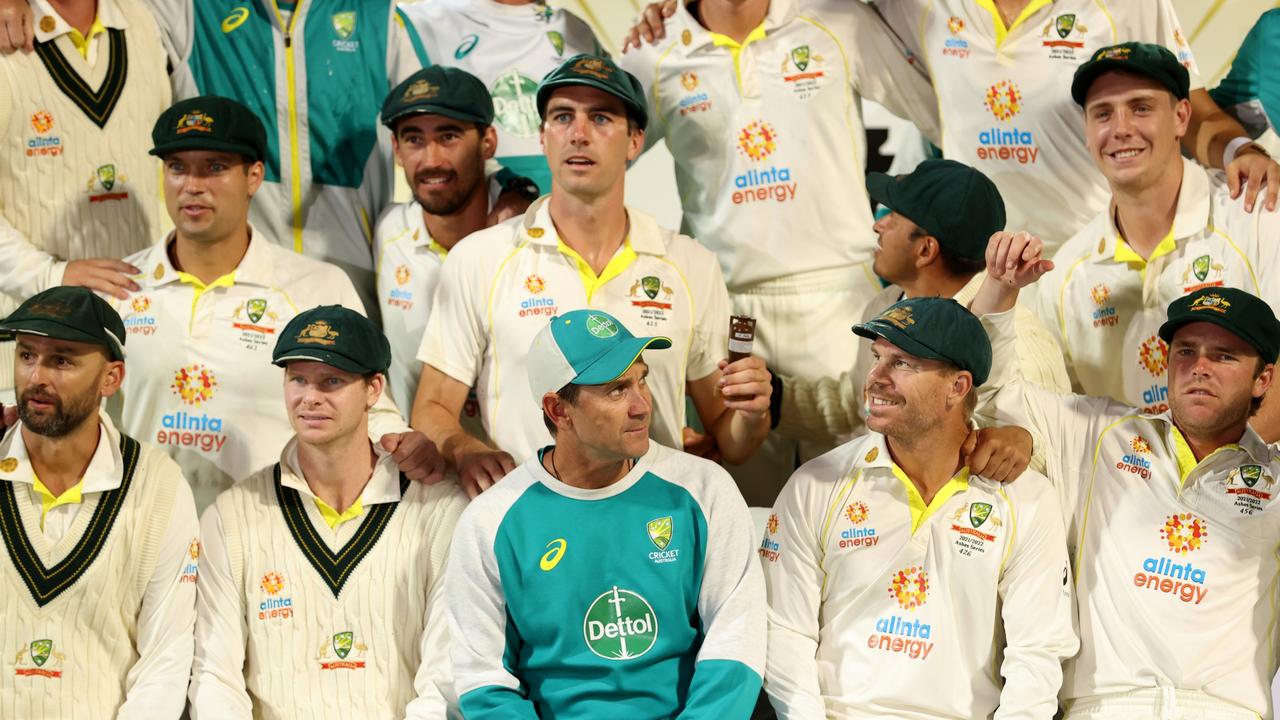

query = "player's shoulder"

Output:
[[972, 466, 1055, 509], [630, 207, 717, 266], [643, 442, 750, 515], [403, 475, 470, 519], [444, 216, 524, 266], [1051, 209, 1110, 269], [790, 434, 879, 489], [398, 0, 465, 22], [210, 463, 278, 521], [374, 202, 420, 247], [458, 460, 542, 534]]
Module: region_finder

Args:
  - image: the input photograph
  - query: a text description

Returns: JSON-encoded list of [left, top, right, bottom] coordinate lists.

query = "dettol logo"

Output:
[[583, 586, 658, 660]]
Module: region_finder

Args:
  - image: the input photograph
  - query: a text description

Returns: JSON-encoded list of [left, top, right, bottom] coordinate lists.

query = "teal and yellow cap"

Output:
[[526, 309, 670, 402]]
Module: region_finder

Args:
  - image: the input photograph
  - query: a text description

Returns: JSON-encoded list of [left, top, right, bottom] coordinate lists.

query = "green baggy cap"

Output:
[[865, 159, 1005, 262], [1071, 41, 1190, 107], [0, 286, 126, 361], [537, 54, 648, 130], [382, 65, 495, 128], [150, 95, 268, 161], [853, 297, 992, 385], [272, 306, 391, 375], [1159, 287, 1280, 363]]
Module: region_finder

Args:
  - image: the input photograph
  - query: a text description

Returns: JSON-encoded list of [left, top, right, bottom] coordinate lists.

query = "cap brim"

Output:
[[852, 320, 949, 364], [865, 171, 897, 211], [572, 336, 672, 386], [273, 350, 380, 374], [537, 78, 646, 130], [1158, 315, 1274, 362], [383, 105, 492, 128], [150, 139, 262, 161], [0, 320, 125, 360]]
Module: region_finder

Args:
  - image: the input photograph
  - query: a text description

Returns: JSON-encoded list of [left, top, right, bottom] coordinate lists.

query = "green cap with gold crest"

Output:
[[381, 65, 495, 128], [0, 286, 126, 361], [1071, 41, 1190, 107], [537, 54, 648, 130], [1159, 287, 1280, 363], [853, 297, 992, 385], [272, 306, 390, 374], [150, 95, 268, 161]]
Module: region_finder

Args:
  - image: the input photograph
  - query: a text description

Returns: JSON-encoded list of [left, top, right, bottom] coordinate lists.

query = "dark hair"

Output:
[[542, 382, 583, 435], [1251, 357, 1268, 416], [938, 243, 987, 278]]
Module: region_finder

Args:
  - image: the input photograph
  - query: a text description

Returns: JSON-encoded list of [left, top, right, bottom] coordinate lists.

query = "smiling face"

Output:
[[392, 114, 495, 216], [553, 359, 652, 461], [163, 150, 264, 245], [283, 361, 382, 448], [14, 334, 122, 438], [1083, 71, 1190, 193], [863, 337, 972, 441], [1168, 321, 1272, 440], [540, 85, 642, 201]]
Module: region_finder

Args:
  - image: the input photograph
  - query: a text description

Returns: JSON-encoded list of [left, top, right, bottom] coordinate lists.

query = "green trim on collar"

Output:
[[273, 465, 408, 598], [34, 28, 128, 129], [0, 434, 140, 607]]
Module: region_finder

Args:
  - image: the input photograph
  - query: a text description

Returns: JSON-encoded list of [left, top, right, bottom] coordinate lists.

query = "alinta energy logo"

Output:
[[258, 571, 294, 620], [1137, 335, 1169, 413], [840, 502, 877, 550], [123, 295, 157, 336], [870, 566, 934, 660], [677, 71, 711, 116], [733, 120, 796, 205], [388, 264, 414, 310], [1116, 434, 1153, 479], [1090, 283, 1117, 327], [1134, 513, 1209, 605], [583, 586, 658, 660], [758, 513, 781, 562], [161, 365, 228, 454], [519, 273, 556, 318], [942, 15, 969, 58], [978, 80, 1040, 165], [180, 540, 199, 584]]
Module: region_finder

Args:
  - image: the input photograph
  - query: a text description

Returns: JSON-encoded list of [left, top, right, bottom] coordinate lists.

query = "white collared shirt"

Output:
[[1027, 158, 1280, 411], [30, 0, 128, 65], [982, 309, 1280, 714], [617, 0, 940, 289], [0, 411, 198, 717], [106, 228, 406, 511], [876, 0, 1201, 251], [420, 196, 730, 462]]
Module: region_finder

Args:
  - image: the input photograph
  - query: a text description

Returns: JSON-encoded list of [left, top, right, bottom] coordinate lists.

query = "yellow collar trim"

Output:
[[557, 238, 637, 303], [32, 475, 84, 531], [313, 495, 364, 530], [1169, 425, 1242, 487], [708, 23, 766, 89], [1113, 227, 1176, 269], [66, 17, 107, 59], [891, 464, 971, 534], [427, 240, 449, 261], [176, 270, 237, 316], [974, 0, 1053, 47]]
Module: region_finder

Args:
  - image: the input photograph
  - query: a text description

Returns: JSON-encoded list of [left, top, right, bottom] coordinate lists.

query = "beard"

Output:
[[413, 162, 484, 217], [18, 384, 100, 438]]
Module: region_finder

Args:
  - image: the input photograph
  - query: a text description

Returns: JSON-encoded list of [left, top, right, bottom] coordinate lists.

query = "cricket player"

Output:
[[763, 296, 1076, 718], [414, 54, 772, 497], [375, 65, 499, 415], [973, 231, 1280, 718], [1025, 43, 1280, 440], [630, 0, 1280, 254], [773, 159, 1069, 450], [400, 0, 603, 193], [190, 305, 467, 718], [0, 0, 170, 394], [109, 95, 442, 511], [447, 308, 765, 718], [617, 0, 942, 501], [0, 286, 198, 718]]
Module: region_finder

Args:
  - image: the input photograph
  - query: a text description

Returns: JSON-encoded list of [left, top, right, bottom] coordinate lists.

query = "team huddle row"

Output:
[[5, 0, 1280, 717]]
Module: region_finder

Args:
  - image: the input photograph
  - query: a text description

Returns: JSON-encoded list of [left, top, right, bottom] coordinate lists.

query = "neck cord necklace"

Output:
[[548, 449, 633, 480]]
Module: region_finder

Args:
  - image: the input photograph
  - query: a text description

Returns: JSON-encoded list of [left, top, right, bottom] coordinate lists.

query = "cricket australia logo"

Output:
[[331, 11, 359, 52], [318, 630, 367, 670], [13, 639, 63, 678], [583, 587, 658, 660], [951, 501, 1001, 555], [646, 516, 679, 563], [1225, 464, 1276, 513]]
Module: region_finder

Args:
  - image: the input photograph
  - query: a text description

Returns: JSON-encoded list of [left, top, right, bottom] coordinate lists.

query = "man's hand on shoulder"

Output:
[[621, 0, 677, 52], [456, 448, 516, 499], [380, 431, 447, 486], [63, 258, 142, 300], [0, 0, 34, 55], [962, 425, 1033, 483]]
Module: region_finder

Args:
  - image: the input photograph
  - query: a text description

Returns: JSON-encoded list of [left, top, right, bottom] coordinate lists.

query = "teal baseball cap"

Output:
[[526, 309, 671, 402], [853, 297, 992, 385]]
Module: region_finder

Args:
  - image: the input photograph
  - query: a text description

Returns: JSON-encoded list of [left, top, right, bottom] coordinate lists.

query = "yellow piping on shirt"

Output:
[[1077, 415, 1142, 575], [270, 0, 305, 254], [653, 256, 695, 382], [651, 41, 680, 138], [1213, 226, 1262, 292], [818, 467, 863, 595], [1057, 249, 1099, 372], [795, 15, 861, 182], [485, 242, 532, 440], [1093, 1, 1119, 44], [996, 486, 1018, 577], [359, 208, 373, 247]]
